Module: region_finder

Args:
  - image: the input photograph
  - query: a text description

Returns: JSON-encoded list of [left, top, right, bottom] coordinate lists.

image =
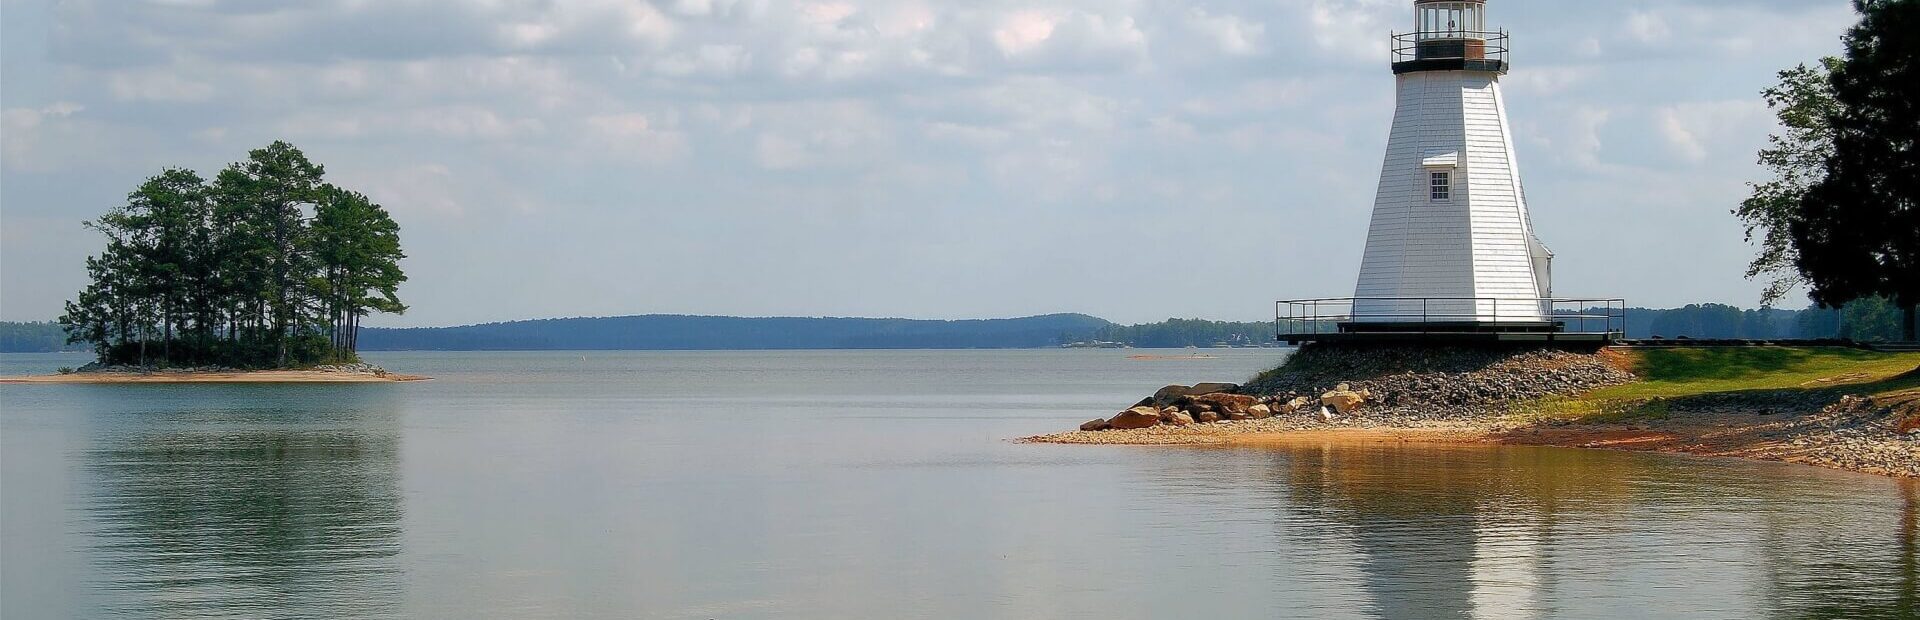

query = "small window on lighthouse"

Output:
[[1430, 171, 1452, 201]]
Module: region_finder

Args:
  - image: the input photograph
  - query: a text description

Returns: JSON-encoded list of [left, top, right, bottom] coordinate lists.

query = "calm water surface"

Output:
[[2, 350, 1914, 619]]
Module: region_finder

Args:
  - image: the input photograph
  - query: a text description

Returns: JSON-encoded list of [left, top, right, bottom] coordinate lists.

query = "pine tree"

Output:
[[60, 141, 408, 368], [1792, 0, 1920, 341], [311, 186, 408, 360]]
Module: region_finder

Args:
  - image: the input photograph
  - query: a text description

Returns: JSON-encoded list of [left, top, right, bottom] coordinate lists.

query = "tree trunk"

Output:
[[163, 300, 173, 368], [1904, 302, 1917, 342]]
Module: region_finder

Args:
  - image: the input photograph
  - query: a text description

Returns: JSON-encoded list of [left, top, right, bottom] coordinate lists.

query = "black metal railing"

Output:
[[1389, 30, 1509, 64], [1275, 297, 1626, 338]]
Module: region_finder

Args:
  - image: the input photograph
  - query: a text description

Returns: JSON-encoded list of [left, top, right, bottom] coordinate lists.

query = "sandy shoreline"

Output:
[[1021, 410, 1920, 478], [0, 370, 430, 384]]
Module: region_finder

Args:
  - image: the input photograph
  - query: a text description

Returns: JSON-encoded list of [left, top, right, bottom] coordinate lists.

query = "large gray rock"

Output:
[[1080, 418, 1111, 432], [1187, 382, 1239, 396], [1152, 385, 1192, 406], [1193, 393, 1258, 414]]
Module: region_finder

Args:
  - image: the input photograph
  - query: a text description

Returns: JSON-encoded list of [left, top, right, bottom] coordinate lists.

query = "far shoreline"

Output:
[[0, 369, 430, 384]]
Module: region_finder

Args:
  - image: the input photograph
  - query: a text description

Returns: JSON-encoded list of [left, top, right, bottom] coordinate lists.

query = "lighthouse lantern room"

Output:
[[1277, 0, 1625, 344]]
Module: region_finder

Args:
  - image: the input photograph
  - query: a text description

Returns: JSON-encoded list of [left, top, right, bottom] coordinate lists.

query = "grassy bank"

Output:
[[1528, 347, 1920, 423]]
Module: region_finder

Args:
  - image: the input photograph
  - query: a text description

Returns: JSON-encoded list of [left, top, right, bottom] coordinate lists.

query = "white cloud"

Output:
[[653, 44, 752, 77], [1659, 108, 1707, 163], [800, 2, 858, 25], [277, 107, 545, 141], [1655, 100, 1770, 166], [922, 121, 1011, 148], [584, 113, 689, 164], [754, 133, 810, 170], [1625, 10, 1673, 44], [1, 103, 93, 172], [993, 10, 1059, 57], [1503, 66, 1593, 97], [1307, 0, 1400, 59], [1186, 9, 1265, 56], [360, 164, 465, 216], [107, 71, 215, 102]]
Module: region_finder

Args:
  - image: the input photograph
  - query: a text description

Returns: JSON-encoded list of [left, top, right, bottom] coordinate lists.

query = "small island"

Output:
[[4, 142, 423, 384]]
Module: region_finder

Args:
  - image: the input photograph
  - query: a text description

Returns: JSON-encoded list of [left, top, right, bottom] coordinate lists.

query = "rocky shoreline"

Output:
[[1023, 344, 1920, 478]]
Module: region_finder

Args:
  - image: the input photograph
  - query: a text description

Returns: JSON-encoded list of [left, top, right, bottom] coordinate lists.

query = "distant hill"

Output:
[[3, 300, 1907, 353], [0, 321, 84, 353], [356, 314, 1114, 351]]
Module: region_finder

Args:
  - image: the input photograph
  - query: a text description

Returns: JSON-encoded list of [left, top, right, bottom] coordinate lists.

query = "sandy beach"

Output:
[[1022, 408, 1920, 478], [0, 370, 430, 384]]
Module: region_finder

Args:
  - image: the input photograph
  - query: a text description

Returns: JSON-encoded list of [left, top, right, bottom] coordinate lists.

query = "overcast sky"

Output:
[[0, 0, 1860, 327]]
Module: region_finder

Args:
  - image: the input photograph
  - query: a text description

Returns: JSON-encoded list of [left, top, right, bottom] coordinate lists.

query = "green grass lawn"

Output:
[[1591, 347, 1920, 400], [1524, 347, 1920, 422]]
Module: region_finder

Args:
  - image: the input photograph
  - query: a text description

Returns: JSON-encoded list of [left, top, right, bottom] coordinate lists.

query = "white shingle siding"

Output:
[[1353, 70, 1546, 323]]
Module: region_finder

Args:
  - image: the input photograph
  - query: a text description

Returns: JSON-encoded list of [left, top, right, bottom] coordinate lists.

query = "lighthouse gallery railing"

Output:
[[1389, 30, 1509, 63], [1275, 297, 1627, 339]]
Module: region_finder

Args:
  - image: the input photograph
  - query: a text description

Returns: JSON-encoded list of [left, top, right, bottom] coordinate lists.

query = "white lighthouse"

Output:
[[1350, 0, 1553, 327]]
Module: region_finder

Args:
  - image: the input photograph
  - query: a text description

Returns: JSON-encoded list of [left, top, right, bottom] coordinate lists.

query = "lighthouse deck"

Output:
[[1276, 297, 1627, 346]]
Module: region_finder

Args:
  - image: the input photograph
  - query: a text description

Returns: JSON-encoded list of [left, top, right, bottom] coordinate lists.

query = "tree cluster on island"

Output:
[[59, 141, 407, 369], [1739, 0, 1918, 340]]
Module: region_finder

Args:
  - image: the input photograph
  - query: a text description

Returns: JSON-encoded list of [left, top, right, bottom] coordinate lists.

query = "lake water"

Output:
[[2, 350, 1914, 618]]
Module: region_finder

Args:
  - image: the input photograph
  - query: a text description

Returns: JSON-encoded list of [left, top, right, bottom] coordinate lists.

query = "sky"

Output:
[[0, 0, 1861, 327]]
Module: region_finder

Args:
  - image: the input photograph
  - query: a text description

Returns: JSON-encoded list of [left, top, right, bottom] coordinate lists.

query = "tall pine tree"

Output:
[[61, 142, 408, 368], [1792, 0, 1920, 341]]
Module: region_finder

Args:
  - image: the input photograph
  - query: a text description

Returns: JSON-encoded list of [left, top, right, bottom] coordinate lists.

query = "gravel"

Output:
[[1238, 344, 1636, 420]]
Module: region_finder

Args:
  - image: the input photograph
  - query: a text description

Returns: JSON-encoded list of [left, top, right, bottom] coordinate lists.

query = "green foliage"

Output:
[[1794, 295, 1908, 341], [1738, 57, 1843, 307], [1642, 303, 1799, 339], [1790, 0, 1919, 339], [58, 141, 407, 369]]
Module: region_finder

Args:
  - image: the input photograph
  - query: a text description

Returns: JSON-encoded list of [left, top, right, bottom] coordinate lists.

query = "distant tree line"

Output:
[[352, 314, 1110, 351], [1, 301, 1907, 355], [1079, 318, 1274, 348], [1629, 300, 1907, 341], [0, 322, 87, 353], [59, 141, 407, 368]]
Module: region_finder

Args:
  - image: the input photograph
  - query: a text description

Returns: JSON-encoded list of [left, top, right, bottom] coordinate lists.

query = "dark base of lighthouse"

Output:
[[1275, 297, 1629, 347], [1279, 321, 1622, 347]]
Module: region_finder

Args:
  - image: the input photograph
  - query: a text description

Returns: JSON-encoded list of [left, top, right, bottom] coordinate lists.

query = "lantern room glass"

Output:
[[1416, 2, 1485, 40]]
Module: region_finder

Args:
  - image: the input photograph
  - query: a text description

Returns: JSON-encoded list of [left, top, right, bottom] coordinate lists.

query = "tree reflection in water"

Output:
[[82, 389, 403, 618]]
